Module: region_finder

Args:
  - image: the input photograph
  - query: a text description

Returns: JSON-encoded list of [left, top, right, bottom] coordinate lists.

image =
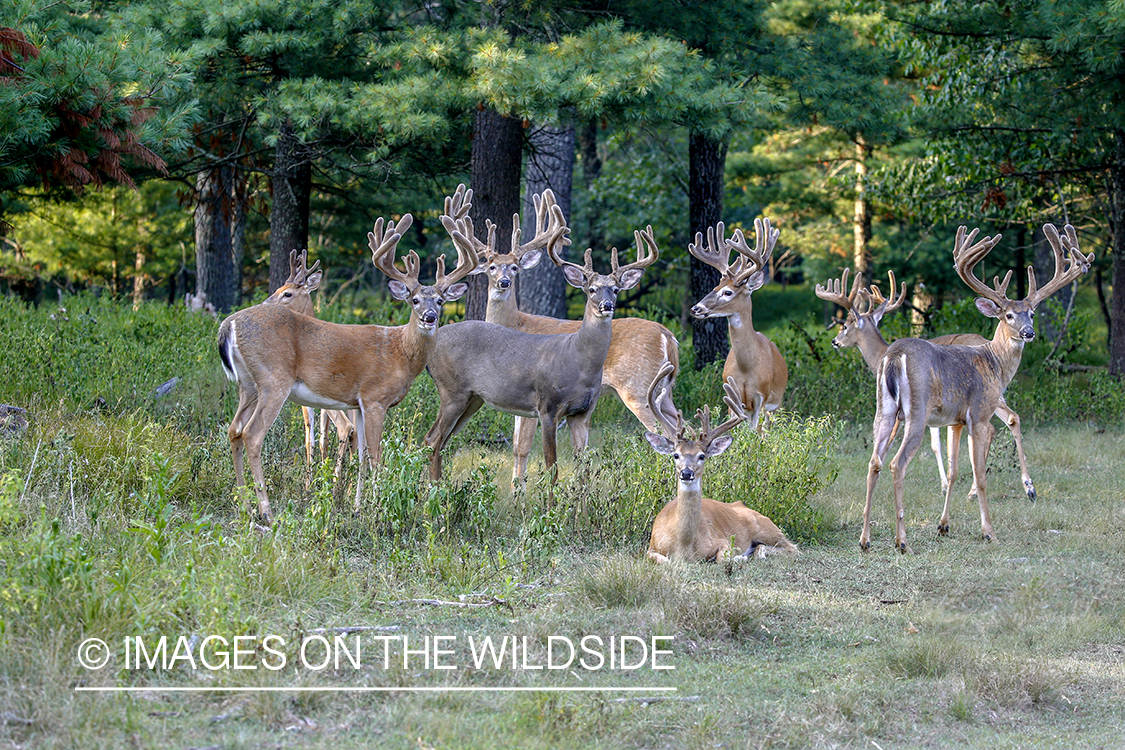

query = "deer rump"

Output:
[[426, 319, 607, 429]]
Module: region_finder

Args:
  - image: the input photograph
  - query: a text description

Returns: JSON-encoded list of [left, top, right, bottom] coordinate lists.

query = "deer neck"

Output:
[[574, 299, 614, 359], [986, 323, 1027, 388], [725, 294, 758, 341], [484, 285, 524, 328], [395, 311, 438, 372], [672, 478, 703, 550], [856, 325, 890, 375]]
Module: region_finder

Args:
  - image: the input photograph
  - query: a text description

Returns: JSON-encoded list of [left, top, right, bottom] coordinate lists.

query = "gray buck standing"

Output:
[[424, 218, 658, 500], [862, 224, 1091, 553], [816, 268, 1036, 501], [440, 183, 680, 487], [218, 201, 476, 523]]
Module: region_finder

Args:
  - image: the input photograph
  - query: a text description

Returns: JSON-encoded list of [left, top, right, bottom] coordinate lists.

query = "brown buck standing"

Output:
[[689, 218, 788, 431], [441, 184, 680, 487], [424, 220, 658, 497], [816, 268, 1036, 500], [644, 362, 798, 563], [862, 224, 1092, 553], [262, 249, 356, 476], [218, 202, 476, 523]]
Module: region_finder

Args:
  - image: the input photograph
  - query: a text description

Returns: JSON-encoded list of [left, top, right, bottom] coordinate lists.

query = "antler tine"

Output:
[[611, 225, 659, 281], [444, 183, 473, 224], [697, 377, 746, 447], [369, 214, 418, 286], [687, 222, 731, 276], [511, 189, 571, 259], [645, 359, 683, 438], [952, 225, 1006, 303], [440, 185, 492, 262], [1026, 223, 1094, 306], [814, 267, 860, 310], [542, 205, 584, 273], [285, 249, 304, 284], [869, 270, 906, 314], [726, 220, 773, 286], [854, 288, 877, 316], [435, 214, 481, 293]]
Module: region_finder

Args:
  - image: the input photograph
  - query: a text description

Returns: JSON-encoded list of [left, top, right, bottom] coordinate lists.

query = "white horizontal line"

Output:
[[75, 686, 677, 693]]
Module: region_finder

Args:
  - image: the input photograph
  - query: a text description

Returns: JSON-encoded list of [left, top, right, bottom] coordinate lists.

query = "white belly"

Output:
[[289, 382, 352, 410]]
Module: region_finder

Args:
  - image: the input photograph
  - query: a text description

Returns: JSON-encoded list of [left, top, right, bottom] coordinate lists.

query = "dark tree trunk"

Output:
[[579, 118, 604, 256], [1111, 129, 1125, 377], [269, 122, 312, 293], [519, 122, 575, 319], [467, 107, 523, 321], [194, 165, 245, 313], [688, 132, 730, 369]]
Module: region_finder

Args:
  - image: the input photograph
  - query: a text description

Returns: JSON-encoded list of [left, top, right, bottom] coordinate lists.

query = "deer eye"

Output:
[[672, 453, 680, 460], [489, 264, 496, 272], [1030, 310, 1036, 318], [412, 298, 420, 305], [282, 292, 292, 298], [722, 289, 734, 298]]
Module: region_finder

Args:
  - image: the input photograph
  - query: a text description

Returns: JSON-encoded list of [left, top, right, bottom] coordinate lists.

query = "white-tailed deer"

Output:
[[643, 362, 798, 563], [424, 221, 658, 498], [816, 268, 1036, 500], [862, 224, 1091, 553], [262, 249, 356, 475], [218, 203, 476, 523], [689, 218, 788, 431], [442, 184, 681, 486]]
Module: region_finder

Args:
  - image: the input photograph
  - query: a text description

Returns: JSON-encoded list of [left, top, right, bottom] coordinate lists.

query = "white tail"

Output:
[[689, 218, 788, 431], [445, 184, 681, 486], [862, 224, 1091, 552], [643, 363, 797, 563], [218, 199, 476, 523]]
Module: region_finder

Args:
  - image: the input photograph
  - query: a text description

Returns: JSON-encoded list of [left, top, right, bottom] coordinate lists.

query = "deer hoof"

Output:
[[982, 532, 994, 543], [859, 540, 871, 553], [897, 541, 909, 554], [1025, 482, 1036, 502], [937, 523, 950, 536]]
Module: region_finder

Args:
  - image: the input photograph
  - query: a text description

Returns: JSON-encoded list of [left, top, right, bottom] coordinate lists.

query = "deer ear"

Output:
[[743, 270, 766, 292], [617, 268, 644, 290], [388, 280, 410, 300], [975, 297, 1002, 318], [644, 431, 675, 455], [705, 434, 733, 457], [443, 282, 468, 302], [519, 249, 542, 270], [305, 272, 322, 292], [562, 265, 586, 288]]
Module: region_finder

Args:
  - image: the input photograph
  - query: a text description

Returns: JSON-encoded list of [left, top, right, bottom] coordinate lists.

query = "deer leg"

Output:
[[354, 403, 386, 512], [862, 412, 899, 552], [302, 407, 315, 464], [929, 426, 948, 496], [241, 390, 289, 524], [889, 421, 926, 554], [996, 400, 1035, 501], [968, 420, 997, 542], [426, 395, 483, 483], [567, 409, 594, 455], [539, 412, 559, 509], [512, 416, 537, 489], [938, 424, 963, 536], [228, 388, 258, 504], [750, 393, 766, 433]]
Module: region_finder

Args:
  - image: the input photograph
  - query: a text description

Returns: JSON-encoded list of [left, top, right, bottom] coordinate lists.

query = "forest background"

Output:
[[3, 0, 1125, 380]]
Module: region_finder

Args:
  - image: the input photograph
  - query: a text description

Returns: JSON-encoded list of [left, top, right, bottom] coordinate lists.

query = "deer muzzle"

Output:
[[679, 468, 696, 482], [690, 303, 709, 318]]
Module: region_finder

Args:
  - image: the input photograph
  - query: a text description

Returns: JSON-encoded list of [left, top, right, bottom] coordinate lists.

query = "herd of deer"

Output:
[[216, 184, 1092, 559]]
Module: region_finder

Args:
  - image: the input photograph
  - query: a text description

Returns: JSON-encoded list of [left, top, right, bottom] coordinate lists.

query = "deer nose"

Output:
[[690, 304, 706, 318], [1020, 326, 1036, 340], [421, 310, 437, 325], [679, 468, 695, 482], [498, 277, 511, 290]]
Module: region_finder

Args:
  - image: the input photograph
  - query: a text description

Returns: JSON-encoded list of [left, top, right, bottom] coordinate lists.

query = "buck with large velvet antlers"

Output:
[[689, 218, 788, 431], [816, 268, 1035, 501], [218, 201, 476, 523], [644, 360, 798, 563], [862, 224, 1092, 553], [424, 218, 658, 497], [441, 183, 680, 487]]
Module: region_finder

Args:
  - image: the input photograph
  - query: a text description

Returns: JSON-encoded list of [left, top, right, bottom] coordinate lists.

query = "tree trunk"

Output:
[[194, 165, 244, 313], [853, 137, 871, 289], [467, 107, 523, 321], [269, 122, 312, 293], [579, 118, 604, 256], [1111, 129, 1125, 377], [688, 132, 730, 369], [519, 122, 575, 319], [132, 247, 146, 310]]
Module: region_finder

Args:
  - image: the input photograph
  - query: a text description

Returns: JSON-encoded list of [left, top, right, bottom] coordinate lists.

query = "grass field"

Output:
[[1, 294, 1123, 748]]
